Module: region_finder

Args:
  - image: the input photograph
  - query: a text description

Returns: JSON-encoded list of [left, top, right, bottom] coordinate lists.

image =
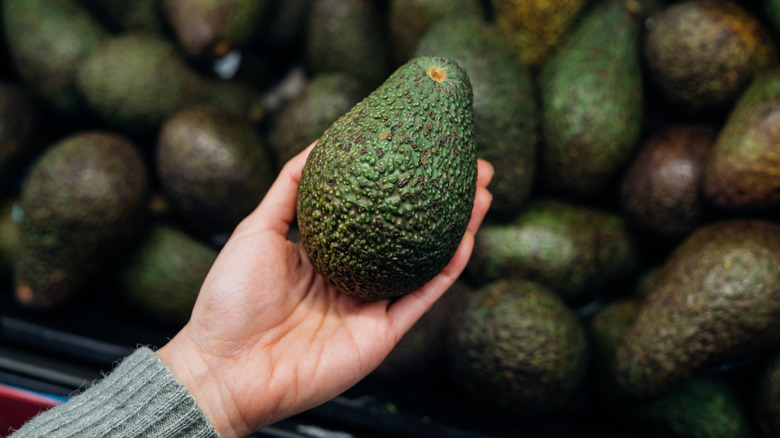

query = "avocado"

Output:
[[2, 0, 108, 115], [79, 0, 164, 32], [0, 198, 19, 283], [538, 0, 644, 196], [267, 73, 369, 168], [75, 32, 263, 134], [448, 279, 588, 417], [620, 125, 717, 238], [387, 0, 485, 66], [162, 0, 270, 60], [156, 105, 275, 238], [372, 280, 472, 384], [305, 0, 390, 89], [755, 350, 780, 437], [118, 223, 218, 328], [468, 198, 638, 304], [415, 17, 538, 219], [0, 82, 42, 192], [587, 298, 757, 438], [15, 131, 150, 310], [491, 0, 588, 68], [615, 219, 780, 400], [703, 67, 780, 211], [296, 56, 477, 301], [644, 0, 777, 116]]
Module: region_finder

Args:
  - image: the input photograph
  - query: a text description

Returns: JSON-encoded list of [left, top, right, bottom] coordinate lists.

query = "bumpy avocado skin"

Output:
[[491, 0, 588, 68], [415, 17, 538, 219], [468, 198, 638, 304], [119, 223, 218, 328], [644, 0, 777, 116], [156, 106, 275, 237], [15, 132, 150, 310], [448, 279, 588, 417], [268, 73, 369, 168], [588, 299, 756, 438], [620, 125, 717, 238], [2, 0, 107, 115], [163, 0, 269, 60], [703, 68, 780, 211], [76, 32, 261, 134], [539, 0, 644, 196], [297, 56, 477, 301], [306, 0, 390, 89], [615, 220, 780, 400]]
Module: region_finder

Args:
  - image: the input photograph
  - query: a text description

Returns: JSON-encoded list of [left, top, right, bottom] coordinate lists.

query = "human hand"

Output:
[[156, 142, 494, 438]]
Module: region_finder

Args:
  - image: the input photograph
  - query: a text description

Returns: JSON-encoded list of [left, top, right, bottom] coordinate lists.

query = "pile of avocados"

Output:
[[3, 0, 780, 436]]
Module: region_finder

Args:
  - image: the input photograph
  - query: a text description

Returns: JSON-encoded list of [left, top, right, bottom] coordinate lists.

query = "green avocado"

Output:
[[538, 0, 644, 196], [468, 198, 638, 304], [644, 0, 777, 116], [703, 68, 780, 211], [448, 279, 588, 417], [296, 56, 477, 301], [15, 131, 150, 310], [156, 105, 275, 238], [415, 17, 538, 219], [615, 219, 780, 400], [620, 125, 717, 238], [75, 32, 263, 134], [118, 223, 218, 328], [2, 0, 108, 115]]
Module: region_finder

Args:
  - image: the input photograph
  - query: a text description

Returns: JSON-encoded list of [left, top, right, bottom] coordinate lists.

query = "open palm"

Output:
[[157, 142, 494, 438]]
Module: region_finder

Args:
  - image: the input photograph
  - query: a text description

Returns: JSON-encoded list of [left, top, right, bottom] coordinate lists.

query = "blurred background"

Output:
[[1, 0, 780, 437]]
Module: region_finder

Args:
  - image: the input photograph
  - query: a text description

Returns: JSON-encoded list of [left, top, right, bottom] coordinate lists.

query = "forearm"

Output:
[[10, 347, 219, 438]]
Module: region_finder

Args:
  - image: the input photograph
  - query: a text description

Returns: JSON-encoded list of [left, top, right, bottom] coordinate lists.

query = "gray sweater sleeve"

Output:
[[9, 347, 221, 438]]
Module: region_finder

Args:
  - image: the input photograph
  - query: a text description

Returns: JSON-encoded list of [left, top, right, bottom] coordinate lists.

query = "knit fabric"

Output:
[[8, 347, 220, 437]]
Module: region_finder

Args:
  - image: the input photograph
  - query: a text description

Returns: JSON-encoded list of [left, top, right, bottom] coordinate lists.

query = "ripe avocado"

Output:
[[620, 125, 717, 238], [118, 223, 218, 328], [156, 105, 275, 238], [615, 219, 780, 400], [297, 56, 477, 301], [644, 0, 777, 116], [703, 68, 780, 211], [15, 131, 150, 310], [415, 17, 538, 219], [468, 198, 638, 304], [448, 279, 588, 417], [2, 0, 108, 115], [538, 0, 644, 196]]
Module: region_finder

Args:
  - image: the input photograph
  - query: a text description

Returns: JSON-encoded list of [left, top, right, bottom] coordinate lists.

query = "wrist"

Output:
[[156, 332, 246, 438]]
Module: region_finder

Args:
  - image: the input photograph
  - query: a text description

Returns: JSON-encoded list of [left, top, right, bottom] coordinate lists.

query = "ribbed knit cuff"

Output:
[[10, 347, 220, 438]]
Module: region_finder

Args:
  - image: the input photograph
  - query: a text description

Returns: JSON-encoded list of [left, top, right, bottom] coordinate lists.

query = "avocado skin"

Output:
[[468, 198, 638, 304], [79, 0, 164, 32], [615, 219, 780, 400], [588, 299, 757, 438], [156, 106, 275, 237], [538, 0, 644, 196], [268, 73, 369, 168], [2, 0, 107, 115], [119, 223, 218, 328], [306, 0, 390, 89], [491, 0, 588, 68], [0, 83, 42, 191], [76, 32, 261, 134], [448, 279, 588, 417], [703, 68, 780, 211], [415, 17, 538, 219], [297, 56, 477, 301], [0, 198, 19, 283], [15, 131, 150, 310], [644, 0, 777, 116], [620, 125, 716, 238], [163, 0, 269, 60]]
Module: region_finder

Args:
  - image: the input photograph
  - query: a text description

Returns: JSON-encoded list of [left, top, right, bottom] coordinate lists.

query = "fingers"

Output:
[[477, 158, 494, 190], [467, 159, 494, 235], [239, 142, 317, 236]]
